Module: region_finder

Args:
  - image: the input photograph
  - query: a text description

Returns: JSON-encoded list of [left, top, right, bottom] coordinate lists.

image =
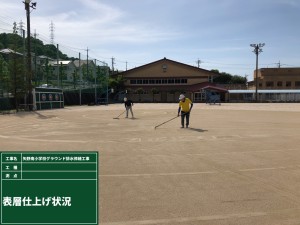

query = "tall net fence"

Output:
[[0, 28, 110, 110]]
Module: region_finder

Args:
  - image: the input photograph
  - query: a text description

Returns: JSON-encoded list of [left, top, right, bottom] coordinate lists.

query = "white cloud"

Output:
[[25, 0, 182, 48]]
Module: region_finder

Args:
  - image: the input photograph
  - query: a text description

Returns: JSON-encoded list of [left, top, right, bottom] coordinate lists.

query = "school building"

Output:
[[114, 58, 227, 102], [252, 67, 300, 89]]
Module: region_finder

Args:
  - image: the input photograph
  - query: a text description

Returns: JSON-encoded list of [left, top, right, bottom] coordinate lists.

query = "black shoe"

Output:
[[181, 126, 184, 128], [186, 125, 189, 128]]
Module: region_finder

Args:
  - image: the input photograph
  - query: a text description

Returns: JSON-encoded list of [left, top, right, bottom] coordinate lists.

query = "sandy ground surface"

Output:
[[1, 103, 300, 225]]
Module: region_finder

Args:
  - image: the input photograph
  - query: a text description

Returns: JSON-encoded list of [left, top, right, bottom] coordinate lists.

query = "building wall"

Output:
[[254, 68, 300, 89], [117, 58, 219, 102], [123, 59, 212, 87]]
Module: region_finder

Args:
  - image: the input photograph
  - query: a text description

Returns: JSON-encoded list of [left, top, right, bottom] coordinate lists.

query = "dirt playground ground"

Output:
[[1, 103, 300, 225]]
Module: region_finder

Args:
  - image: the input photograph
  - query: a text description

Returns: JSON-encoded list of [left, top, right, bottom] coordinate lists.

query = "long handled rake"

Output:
[[154, 112, 189, 129], [154, 115, 179, 129], [113, 110, 126, 119]]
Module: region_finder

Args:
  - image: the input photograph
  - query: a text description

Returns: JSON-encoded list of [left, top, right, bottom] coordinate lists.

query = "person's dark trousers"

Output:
[[181, 111, 190, 127]]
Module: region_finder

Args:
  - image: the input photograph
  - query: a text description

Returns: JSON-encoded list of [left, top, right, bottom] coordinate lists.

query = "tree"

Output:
[[109, 75, 124, 93], [96, 66, 109, 94], [213, 72, 232, 84], [231, 75, 247, 84], [211, 69, 247, 85], [136, 87, 144, 102], [0, 33, 8, 48], [59, 63, 67, 87], [72, 69, 79, 89], [7, 26, 26, 110], [0, 54, 10, 93], [13, 22, 18, 34], [48, 64, 56, 81], [151, 87, 159, 102]]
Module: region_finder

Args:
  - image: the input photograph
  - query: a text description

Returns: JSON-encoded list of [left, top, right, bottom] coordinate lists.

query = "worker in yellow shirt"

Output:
[[178, 94, 193, 128]]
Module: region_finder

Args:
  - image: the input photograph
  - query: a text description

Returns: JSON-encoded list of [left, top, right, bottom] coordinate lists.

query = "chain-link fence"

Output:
[[0, 31, 110, 111]]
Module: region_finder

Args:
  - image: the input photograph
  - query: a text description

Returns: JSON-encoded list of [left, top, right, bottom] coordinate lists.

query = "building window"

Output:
[[259, 83, 262, 87], [129, 78, 188, 85], [266, 81, 274, 87], [295, 81, 300, 87], [277, 81, 282, 87], [286, 81, 291, 87], [168, 79, 174, 84]]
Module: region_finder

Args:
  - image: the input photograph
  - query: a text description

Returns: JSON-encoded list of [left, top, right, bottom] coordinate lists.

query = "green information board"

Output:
[[0, 152, 98, 225]]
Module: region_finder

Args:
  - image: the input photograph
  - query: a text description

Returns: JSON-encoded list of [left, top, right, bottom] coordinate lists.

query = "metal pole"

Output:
[[255, 50, 258, 102], [86, 47, 89, 84], [250, 43, 265, 103], [25, 1, 33, 110], [106, 66, 109, 104], [94, 59, 97, 105], [23, 29, 27, 106], [56, 44, 59, 87], [79, 52, 81, 105]]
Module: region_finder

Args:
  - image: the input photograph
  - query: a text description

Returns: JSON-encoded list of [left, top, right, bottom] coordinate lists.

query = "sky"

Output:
[[0, 0, 300, 80]]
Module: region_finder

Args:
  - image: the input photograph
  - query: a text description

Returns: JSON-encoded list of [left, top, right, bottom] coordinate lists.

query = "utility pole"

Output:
[[24, 0, 36, 111], [126, 61, 128, 71], [79, 52, 81, 105], [22, 29, 26, 105], [250, 43, 265, 102], [111, 57, 115, 74], [196, 59, 202, 68], [56, 44, 59, 87], [277, 60, 281, 68], [94, 59, 97, 105], [85, 47, 89, 81], [34, 30, 38, 86]]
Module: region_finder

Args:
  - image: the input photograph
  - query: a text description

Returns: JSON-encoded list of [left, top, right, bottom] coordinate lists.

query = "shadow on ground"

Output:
[[188, 128, 208, 132]]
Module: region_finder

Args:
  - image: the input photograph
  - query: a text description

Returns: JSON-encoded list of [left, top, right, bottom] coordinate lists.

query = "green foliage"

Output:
[[210, 69, 220, 74], [0, 32, 69, 60], [231, 75, 247, 84], [213, 72, 232, 83], [96, 66, 109, 92], [109, 75, 124, 92], [135, 87, 144, 101], [211, 70, 246, 84], [136, 87, 144, 94], [72, 69, 79, 89], [13, 22, 18, 34], [0, 31, 26, 102], [0, 54, 10, 90], [81, 64, 94, 82], [150, 87, 159, 94], [59, 63, 67, 87]]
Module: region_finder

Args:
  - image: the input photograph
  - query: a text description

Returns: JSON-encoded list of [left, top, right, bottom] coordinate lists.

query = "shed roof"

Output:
[[0, 48, 23, 56], [229, 89, 300, 94]]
